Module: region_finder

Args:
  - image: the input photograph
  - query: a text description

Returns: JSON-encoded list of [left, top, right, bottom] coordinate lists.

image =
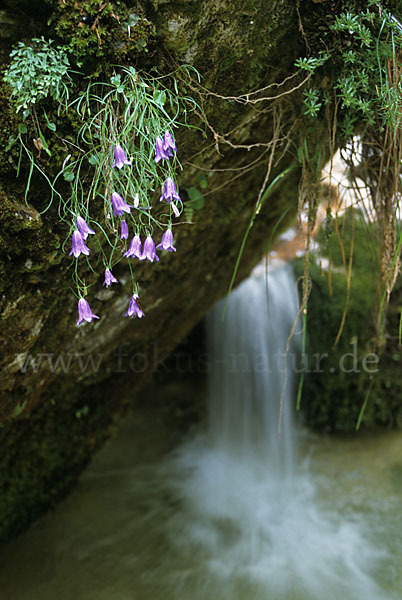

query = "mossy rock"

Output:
[[44, 0, 155, 71]]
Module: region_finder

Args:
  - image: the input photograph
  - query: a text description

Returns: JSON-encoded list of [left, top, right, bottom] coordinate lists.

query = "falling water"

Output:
[[207, 262, 297, 474], [161, 262, 395, 600]]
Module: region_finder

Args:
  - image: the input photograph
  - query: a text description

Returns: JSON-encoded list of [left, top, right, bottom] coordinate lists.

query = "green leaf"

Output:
[[160, 91, 166, 106], [184, 206, 194, 223], [88, 154, 98, 165], [136, 38, 147, 51], [37, 125, 51, 157], [13, 400, 27, 418], [128, 13, 140, 27], [296, 146, 303, 163], [18, 123, 27, 134], [5, 135, 17, 152], [187, 186, 205, 209], [63, 170, 75, 182], [197, 174, 208, 189], [43, 110, 57, 132], [110, 74, 121, 86]]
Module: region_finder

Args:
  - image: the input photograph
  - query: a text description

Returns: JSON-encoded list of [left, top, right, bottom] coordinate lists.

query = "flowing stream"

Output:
[[1, 264, 402, 599]]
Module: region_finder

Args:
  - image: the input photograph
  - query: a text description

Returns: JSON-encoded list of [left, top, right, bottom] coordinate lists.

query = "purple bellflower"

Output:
[[125, 294, 145, 318], [141, 235, 159, 262], [159, 177, 181, 204], [163, 131, 177, 157], [112, 144, 132, 169], [124, 235, 143, 259], [112, 192, 131, 217], [120, 221, 129, 240], [154, 137, 170, 163], [76, 298, 99, 326], [156, 228, 176, 252], [69, 230, 90, 258], [103, 268, 119, 287], [76, 216, 95, 240]]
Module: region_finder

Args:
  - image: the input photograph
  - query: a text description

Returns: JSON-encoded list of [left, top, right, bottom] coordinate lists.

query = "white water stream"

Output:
[[0, 264, 401, 599], [157, 264, 397, 600]]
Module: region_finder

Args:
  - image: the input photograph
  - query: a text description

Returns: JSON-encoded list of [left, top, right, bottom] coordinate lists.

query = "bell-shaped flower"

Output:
[[141, 235, 159, 262], [124, 294, 145, 318], [112, 192, 131, 217], [112, 144, 132, 169], [163, 130, 177, 157], [154, 136, 170, 163], [103, 268, 119, 287], [124, 235, 143, 259], [76, 216, 95, 240], [159, 177, 181, 203], [120, 221, 129, 240], [69, 230, 90, 258], [76, 298, 99, 326], [156, 228, 176, 252], [171, 203, 180, 218]]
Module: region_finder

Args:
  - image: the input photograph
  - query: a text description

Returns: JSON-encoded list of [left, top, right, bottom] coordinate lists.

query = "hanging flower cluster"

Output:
[[71, 129, 181, 326], [4, 56, 200, 327], [37, 66, 202, 326]]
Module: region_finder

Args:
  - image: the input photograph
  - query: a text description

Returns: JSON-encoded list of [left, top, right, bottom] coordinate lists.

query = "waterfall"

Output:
[[207, 262, 298, 476], [162, 262, 391, 600]]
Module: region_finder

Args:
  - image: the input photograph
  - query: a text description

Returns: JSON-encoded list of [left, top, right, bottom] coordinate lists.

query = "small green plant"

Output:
[[12, 401, 27, 419], [183, 175, 207, 223], [302, 88, 322, 118], [75, 405, 89, 419], [4, 37, 73, 117], [294, 53, 330, 74], [295, 3, 402, 133]]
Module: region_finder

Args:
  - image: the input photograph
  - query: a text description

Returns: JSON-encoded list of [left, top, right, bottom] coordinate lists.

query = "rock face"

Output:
[[0, 0, 305, 540]]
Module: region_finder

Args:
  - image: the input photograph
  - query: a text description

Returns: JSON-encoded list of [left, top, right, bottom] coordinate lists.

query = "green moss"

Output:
[[0, 71, 20, 177], [0, 190, 61, 259], [45, 0, 155, 71]]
